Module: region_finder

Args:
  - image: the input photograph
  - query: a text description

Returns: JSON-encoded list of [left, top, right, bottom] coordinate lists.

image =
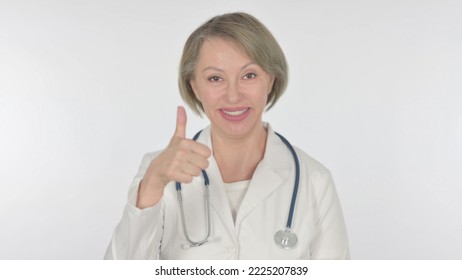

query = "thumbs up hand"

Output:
[[164, 106, 211, 183], [137, 106, 212, 209]]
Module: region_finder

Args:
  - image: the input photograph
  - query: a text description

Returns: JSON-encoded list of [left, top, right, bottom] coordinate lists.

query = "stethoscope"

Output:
[[176, 130, 300, 250]]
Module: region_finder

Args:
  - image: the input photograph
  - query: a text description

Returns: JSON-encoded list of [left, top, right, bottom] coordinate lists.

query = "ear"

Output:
[[189, 78, 201, 102]]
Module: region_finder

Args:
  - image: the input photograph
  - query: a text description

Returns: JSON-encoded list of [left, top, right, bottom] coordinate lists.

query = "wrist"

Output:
[[136, 179, 165, 209]]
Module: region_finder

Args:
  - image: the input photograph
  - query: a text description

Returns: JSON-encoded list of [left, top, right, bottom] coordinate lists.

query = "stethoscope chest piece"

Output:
[[274, 229, 297, 249]]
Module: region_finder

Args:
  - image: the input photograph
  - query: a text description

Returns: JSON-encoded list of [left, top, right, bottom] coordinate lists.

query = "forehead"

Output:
[[197, 37, 252, 65]]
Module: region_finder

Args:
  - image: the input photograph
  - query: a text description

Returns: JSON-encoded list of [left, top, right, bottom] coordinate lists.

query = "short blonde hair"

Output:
[[178, 12, 288, 115]]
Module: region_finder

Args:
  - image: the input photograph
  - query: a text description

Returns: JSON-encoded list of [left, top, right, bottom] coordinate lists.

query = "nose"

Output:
[[225, 80, 241, 103]]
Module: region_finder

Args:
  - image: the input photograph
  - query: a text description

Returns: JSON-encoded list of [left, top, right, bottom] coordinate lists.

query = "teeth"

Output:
[[223, 108, 249, 116]]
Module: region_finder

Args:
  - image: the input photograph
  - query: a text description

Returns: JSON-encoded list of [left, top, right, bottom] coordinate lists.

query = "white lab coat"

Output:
[[105, 124, 350, 259]]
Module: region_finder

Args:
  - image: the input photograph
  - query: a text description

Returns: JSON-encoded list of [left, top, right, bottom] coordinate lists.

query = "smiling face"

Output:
[[190, 37, 274, 140]]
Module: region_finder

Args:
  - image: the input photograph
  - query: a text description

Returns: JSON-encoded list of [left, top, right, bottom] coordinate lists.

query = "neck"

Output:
[[211, 123, 267, 183]]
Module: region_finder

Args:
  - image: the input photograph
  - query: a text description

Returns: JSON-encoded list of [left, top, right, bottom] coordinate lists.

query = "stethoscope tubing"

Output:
[[176, 129, 300, 248], [274, 132, 300, 230], [175, 131, 211, 247]]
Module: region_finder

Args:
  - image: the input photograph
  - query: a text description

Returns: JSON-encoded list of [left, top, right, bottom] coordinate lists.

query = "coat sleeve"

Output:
[[310, 170, 350, 259], [104, 152, 164, 260]]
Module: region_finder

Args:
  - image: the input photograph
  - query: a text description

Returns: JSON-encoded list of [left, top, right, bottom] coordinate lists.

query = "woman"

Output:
[[105, 12, 349, 259]]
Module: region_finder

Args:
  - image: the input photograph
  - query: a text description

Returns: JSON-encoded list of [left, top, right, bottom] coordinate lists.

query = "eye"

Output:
[[243, 73, 257, 80], [208, 76, 222, 82]]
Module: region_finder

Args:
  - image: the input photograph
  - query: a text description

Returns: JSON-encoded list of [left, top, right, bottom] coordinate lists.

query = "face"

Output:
[[190, 37, 274, 140]]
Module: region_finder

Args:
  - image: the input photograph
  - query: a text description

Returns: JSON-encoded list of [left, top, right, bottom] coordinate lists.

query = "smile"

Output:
[[221, 108, 250, 116]]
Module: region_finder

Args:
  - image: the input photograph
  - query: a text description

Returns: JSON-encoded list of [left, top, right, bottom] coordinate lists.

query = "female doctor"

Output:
[[105, 12, 349, 259]]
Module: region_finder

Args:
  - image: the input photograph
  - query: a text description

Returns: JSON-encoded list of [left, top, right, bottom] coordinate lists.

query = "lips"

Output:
[[219, 107, 251, 121]]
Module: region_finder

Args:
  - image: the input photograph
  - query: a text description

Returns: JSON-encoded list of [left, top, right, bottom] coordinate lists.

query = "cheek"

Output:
[[192, 80, 214, 103], [198, 87, 222, 108], [254, 83, 271, 101], [259, 92, 269, 108]]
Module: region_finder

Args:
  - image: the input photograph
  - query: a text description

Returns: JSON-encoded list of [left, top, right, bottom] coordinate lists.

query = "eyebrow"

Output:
[[202, 62, 257, 73]]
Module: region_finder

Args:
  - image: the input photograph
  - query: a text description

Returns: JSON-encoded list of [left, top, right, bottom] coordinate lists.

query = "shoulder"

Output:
[[293, 146, 333, 183], [294, 147, 330, 173], [266, 123, 332, 180]]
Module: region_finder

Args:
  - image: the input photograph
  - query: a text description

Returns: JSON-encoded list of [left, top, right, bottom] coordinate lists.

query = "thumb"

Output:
[[174, 106, 187, 138]]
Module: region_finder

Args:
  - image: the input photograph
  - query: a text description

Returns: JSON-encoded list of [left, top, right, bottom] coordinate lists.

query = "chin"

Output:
[[215, 118, 262, 139]]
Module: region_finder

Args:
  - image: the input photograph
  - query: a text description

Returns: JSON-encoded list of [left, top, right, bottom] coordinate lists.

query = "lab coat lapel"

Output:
[[235, 124, 291, 228]]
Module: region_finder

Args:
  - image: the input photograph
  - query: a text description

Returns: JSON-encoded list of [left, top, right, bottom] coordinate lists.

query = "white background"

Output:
[[0, 0, 461, 259]]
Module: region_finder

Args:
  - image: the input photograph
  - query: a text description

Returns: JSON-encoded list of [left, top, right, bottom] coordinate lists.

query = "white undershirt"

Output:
[[223, 180, 250, 223]]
